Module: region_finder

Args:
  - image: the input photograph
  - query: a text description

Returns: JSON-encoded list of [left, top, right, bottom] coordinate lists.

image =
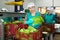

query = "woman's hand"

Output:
[[24, 20, 26, 24], [23, 19, 26, 24], [22, 18, 26, 24]]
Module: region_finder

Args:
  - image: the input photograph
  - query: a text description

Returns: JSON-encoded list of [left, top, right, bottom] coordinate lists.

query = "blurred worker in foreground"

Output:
[[24, 2, 44, 29]]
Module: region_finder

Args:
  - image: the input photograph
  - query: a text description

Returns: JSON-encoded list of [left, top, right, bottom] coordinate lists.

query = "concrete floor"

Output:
[[54, 34, 60, 40]]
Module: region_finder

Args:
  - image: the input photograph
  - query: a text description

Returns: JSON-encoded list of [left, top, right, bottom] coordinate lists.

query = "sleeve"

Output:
[[40, 16, 44, 22], [53, 14, 56, 20], [25, 13, 34, 25], [36, 12, 44, 23], [53, 14, 56, 23], [26, 19, 34, 25]]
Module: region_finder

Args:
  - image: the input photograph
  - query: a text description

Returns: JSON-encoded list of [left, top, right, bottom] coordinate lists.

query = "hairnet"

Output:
[[27, 2, 35, 8]]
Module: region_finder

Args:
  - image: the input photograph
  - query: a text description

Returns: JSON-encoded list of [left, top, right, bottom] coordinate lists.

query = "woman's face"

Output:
[[28, 6, 35, 13]]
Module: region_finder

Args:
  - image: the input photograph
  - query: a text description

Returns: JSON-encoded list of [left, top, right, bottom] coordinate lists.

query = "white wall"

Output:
[[35, 0, 52, 7], [34, 0, 52, 11], [23, 0, 34, 9], [0, 0, 34, 12], [34, 0, 60, 11], [0, 0, 60, 12], [0, 0, 14, 12], [54, 0, 60, 6]]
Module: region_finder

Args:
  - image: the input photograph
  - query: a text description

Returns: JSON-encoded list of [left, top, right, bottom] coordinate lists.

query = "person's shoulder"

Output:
[[36, 11, 41, 13], [51, 13, 55, 16], [36, 11, 41, 15], [27, 12, 31, 15], [44, 13, 48, 17]]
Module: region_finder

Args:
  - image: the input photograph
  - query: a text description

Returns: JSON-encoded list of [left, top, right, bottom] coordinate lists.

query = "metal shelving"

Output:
[[0, 12, 26, 17]]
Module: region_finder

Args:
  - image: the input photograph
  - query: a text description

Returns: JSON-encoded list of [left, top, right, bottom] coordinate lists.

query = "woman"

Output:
[[44, 7, 56, 24], [24, 2, 44, 29], [44, 7, 56, 39]]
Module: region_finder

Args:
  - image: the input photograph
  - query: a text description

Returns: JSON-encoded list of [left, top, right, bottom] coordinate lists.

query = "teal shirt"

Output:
[[26, 12, 41, 28], [44, 13, 56, 24]]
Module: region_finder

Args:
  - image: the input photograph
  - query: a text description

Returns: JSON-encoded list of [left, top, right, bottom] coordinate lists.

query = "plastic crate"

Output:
[[15, 26, 42, 40], [0, 23, 4, 40]]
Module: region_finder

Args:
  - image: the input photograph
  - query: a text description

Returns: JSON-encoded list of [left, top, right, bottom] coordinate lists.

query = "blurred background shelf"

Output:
[[0, 12, 26, 17]]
